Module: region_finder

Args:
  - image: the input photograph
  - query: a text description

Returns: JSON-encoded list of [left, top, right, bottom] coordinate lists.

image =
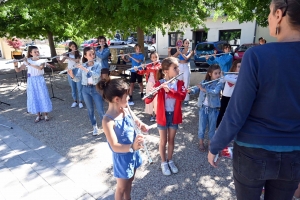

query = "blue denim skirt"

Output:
[[157, 111, 179, 130]]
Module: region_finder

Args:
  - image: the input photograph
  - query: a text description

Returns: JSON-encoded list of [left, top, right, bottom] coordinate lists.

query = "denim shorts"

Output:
[[157, 111, 179, 130]]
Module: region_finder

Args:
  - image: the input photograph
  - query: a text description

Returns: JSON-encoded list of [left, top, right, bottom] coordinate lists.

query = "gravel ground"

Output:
[[0, 66, 236, 200]]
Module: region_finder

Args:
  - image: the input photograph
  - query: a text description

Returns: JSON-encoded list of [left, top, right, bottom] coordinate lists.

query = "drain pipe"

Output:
[[253, 20, 257, 43]]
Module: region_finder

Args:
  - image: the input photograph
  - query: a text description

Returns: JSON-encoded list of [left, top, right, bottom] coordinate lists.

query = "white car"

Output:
[[110, 38, 127, 45], [128, 43, 156, 53], [22, 45, 51, 58], [147, 44, 156, 52]]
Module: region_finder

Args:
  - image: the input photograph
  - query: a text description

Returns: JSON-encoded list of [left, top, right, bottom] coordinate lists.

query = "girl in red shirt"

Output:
[[145, 57, 186, 176], [138, 52, 161, 122]]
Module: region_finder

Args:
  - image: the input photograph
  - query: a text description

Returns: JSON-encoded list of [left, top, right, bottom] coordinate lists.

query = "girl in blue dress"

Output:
[[97, 78, 148, 200]]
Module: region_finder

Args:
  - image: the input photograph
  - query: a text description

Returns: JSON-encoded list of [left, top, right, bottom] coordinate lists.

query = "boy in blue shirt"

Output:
[[206, 43, 232, 73], [122, 44, 145, 105]]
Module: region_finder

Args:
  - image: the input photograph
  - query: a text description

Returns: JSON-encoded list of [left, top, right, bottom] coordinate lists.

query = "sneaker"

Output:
[[141, 93, 144, 99], [93, 126, 99, 136], [128, 101, 134, 106], [150, 116, 155, 122], [71, 102, 77, 108], [129, 96, 133, 102], [78, 103, 83, 109], [161, 162, 171, 176], [168, 160, 178, 174]]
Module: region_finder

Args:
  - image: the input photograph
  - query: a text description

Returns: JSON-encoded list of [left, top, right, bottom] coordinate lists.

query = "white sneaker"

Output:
[[78, 103, 83, 109], [161, 162, 171, 176], [71, 102, 77, 108], [93, 126, 99, 136], [128, 101, 134, 106], [168, 160, 178, 174]]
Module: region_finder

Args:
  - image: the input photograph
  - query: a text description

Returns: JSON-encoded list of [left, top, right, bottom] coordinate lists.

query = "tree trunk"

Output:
[[137, 27, 145, 54], [47, 31, 57, 58]]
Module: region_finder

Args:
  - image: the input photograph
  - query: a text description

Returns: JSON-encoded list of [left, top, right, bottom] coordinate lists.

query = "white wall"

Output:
[[156, 19, 256, 56], [255, 26, 277, 43]]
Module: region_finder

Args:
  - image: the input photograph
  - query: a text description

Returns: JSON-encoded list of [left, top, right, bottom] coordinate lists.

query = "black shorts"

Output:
[[130, 72, 143, 83]]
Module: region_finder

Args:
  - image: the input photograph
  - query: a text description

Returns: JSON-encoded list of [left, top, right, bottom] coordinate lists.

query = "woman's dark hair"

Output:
[[27, 46, 38, 58], [97, 36, 108, 48], [181, 38, 189, 47], [68, 41, 81, 59], [204, 64, 221, 81], [156, 57, 178, 80], [272, 0, 300, 30], [229, 60, 242, 72], [82, 46, 94, 63], [96, 78, 129, 102]]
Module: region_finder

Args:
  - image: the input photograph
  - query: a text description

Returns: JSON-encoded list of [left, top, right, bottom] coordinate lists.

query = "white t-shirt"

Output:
[[87, 66, 93, 84], [27, 59, 44, 76], [223, 74, 238, 97], [165, 80, 177, 112], [67, 54, 76, 69]]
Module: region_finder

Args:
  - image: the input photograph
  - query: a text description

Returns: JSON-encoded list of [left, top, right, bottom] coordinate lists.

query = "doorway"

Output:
[[193, 30, 207, 49]]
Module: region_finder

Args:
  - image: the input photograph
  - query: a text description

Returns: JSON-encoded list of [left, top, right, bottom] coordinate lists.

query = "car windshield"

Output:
[[238, 45, 256, 52], [196, 44, 215, 51]]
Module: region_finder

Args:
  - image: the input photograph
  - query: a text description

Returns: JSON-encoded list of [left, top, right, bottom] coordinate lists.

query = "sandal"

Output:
[[198, 144, 206, 152], [44, 115, 49, 121], [35, 116, 42, 123]]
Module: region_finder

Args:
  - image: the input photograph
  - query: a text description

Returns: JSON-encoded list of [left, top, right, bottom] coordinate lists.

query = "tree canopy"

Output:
[[0, 0, 271, 56]]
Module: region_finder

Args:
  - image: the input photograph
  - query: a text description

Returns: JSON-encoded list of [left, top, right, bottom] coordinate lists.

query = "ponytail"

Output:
[[156, 68, 164, 80]]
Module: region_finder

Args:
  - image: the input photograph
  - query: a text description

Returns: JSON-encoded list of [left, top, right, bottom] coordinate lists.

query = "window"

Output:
[[196, 43, 215, 51], [168, 32, 184, 47], [219, 30, 241, 45]]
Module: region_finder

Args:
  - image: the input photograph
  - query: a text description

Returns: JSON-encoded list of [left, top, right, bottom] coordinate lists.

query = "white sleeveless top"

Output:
[[67, 54, 76, 69], [27, 59, 44, 76]]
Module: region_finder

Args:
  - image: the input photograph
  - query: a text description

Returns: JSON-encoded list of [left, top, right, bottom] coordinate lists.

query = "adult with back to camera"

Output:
[[208, 0, 300, 199]]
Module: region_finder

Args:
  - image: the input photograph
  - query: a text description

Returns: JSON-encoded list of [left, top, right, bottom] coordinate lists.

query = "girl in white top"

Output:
[[216, 60, 241, 127], [57, 41, 83, 108], [23, 46, 53, 122]]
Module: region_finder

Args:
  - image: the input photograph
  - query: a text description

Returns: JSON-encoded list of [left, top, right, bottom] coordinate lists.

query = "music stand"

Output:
[[45, 62, 64, 101], [0, 101, 10, 106], [1, 87, 10, 108], [10, 55, 27, 92], [0, 124, 13, 129]]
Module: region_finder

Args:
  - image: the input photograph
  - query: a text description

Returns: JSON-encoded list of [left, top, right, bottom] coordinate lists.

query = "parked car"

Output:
[[80, 38, 111, 49], [84, 39, 98, 47], [22, 45, 51, 58], [194, 41, 227, 66], [110, 38, 126, 45], [127, 43, 155, 53], [234, 43, 259, 60], [126, 37, 137, 44]]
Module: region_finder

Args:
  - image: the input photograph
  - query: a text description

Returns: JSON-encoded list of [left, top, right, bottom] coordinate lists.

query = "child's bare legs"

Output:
[[129, 83, 134, 96], [159, 129, 168, 162], [139, 82, 143, 94], [167, 128, 177, 161], [115, 171, 135, 200]]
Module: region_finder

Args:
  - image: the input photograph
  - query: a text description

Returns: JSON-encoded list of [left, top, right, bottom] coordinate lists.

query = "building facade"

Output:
[[155, 18, 276, 56]]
